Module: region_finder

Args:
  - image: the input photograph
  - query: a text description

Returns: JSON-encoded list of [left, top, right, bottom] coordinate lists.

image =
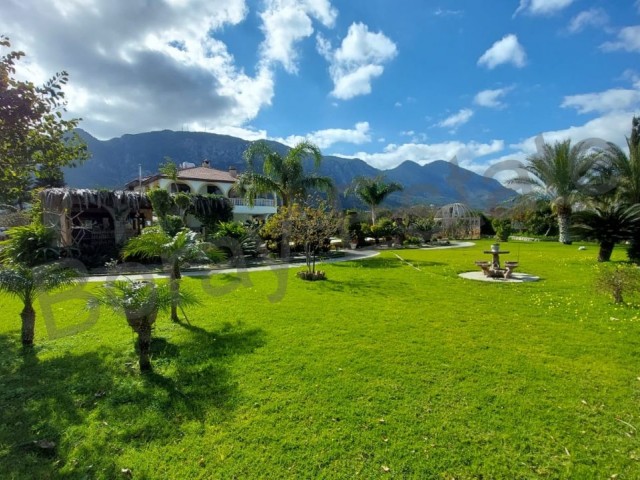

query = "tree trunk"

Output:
[[557, 212, 572, 244], [598, 241, 615, 262], [136, 322, 153, 372], [20, 303, 36, 347], [170, 262, 180, 322], [371, 206, 376, 225]]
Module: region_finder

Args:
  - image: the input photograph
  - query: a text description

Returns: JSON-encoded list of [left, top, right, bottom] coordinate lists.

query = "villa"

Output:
[[124, 160, 277, 224]]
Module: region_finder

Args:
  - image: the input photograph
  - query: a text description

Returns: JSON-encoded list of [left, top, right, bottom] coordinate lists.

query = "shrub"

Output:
[[594, 263, 640, 304], [0, 223, 56, 266]]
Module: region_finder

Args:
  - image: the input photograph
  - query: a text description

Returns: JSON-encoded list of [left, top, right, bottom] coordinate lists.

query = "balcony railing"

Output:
[[229, 198, 276, 207]]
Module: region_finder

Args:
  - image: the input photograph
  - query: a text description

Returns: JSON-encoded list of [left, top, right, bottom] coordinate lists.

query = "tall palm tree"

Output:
[[347, 176, 404, 224], [122, 227, 223, 322], [510, 139, 599, 244], [237, 140, 335, 207], [0, 262, 78, 346]]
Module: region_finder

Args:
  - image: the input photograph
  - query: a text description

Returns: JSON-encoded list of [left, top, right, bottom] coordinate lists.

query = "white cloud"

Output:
[[601, 26, 640, 53], [474, 87, 512, 108], [318, 22, 397, 100], [433, 9, 463, 17], [336, 140, 504, 170], [437, 109, 474, 130], [567, 8, 609, 34], [561, 88, 640, 114], [512, 111, 635, 154], [514, 0, 575, 17], [259, 0, 337, 73], [0, 0, 281, 140], [275, 121, 371, 149], [477, 34, 527, 69]]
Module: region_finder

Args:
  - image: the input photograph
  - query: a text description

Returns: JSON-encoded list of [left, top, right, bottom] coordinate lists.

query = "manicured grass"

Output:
[[1, 240, 639, 478]]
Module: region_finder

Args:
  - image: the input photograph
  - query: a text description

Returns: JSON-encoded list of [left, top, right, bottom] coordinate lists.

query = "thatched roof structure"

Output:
[[40, 188, 152, 212]]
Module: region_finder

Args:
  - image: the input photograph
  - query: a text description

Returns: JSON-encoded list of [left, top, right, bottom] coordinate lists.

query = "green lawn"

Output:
[[1, 240, 639, 479]]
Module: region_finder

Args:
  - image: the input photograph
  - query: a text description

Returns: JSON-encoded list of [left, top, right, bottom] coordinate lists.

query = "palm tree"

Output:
[[510, 139, 599, 244], [603, 116, 640, 260], [236, 140, 335, 207], [122, 227, 223, 322], [572, 201, 640, 262], [0, 262, 78, 346], [88, 279, 198, 372], [347, 176, 403, 224]]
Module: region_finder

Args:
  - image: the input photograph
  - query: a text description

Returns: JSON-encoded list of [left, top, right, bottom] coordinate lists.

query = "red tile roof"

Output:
[[176, 166, 236, 183]]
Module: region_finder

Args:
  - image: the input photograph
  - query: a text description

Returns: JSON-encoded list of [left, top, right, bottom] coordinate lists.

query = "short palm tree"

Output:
[[122, 227, 223, 322], [346, 176, 403, 224], [237, 140, 335, 207], [510, 139, 599, 244], [572, 201, 640, 262], [0, 262, 78, 346], [88, 279, 198, 371]]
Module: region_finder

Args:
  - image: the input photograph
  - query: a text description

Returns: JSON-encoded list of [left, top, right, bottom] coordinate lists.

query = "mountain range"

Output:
[[64, 129, 517, 210]]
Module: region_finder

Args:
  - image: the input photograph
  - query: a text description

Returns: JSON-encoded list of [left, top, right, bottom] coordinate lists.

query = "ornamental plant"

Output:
[[88, 279, 198, 371]]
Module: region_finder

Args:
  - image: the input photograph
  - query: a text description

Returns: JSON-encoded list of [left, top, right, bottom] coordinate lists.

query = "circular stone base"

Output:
[[458, 271, 540, 283]]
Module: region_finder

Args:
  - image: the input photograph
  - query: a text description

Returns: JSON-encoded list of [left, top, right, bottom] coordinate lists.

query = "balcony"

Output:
[[229, 198, 276, 207]]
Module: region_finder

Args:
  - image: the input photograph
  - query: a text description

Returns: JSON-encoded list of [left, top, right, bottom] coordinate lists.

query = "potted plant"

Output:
[[88, 279, 198, 372]]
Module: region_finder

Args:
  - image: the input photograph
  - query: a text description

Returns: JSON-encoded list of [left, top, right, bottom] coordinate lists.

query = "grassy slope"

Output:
[[0, 240, 639, 479]]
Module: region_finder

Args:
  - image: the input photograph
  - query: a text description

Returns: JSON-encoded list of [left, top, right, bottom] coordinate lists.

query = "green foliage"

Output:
[[158, 158, 178, 181], [572, 202, 640, 261], [370, 218, 399, 241], [188, 194, 233, 233], [147, 188, 173, 220], [491, 218, 512, 242], [0, 261, 78, 345], [510, 139, 600, 243], [594, 263, 640, 303], [0, 223, 56, 266], [0, 36, 89, 206], [238, 140, 334, 207], [346, 176, 403, 224], [212, 221, 247, 240], [160, 215, 184, 237], [88, 279, 198, 318]]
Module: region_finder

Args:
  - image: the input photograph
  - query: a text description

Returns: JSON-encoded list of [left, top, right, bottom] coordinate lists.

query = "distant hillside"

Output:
[[64, 129, 517, 210]]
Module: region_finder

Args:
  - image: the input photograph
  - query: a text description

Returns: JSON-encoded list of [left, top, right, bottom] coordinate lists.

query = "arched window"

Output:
[[170, 183, 191, 193], [207, 185, 223, 195]]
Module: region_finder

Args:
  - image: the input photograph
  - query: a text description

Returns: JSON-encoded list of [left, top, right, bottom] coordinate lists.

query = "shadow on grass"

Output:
[[331, 256, 446, 269], [0, 321, 266, 478], [0, 334, 117, 478]]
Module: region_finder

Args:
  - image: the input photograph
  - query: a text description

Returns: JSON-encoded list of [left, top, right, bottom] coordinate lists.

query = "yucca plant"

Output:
[[88, 279, 198, 371], [0, 262, 79, 346]]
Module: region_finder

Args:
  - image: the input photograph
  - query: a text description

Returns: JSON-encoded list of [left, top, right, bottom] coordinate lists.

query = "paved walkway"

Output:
[[83, 241, 476, 283]]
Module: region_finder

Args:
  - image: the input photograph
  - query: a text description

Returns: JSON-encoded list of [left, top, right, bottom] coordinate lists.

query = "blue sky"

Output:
[[2, 0, 640, 178]]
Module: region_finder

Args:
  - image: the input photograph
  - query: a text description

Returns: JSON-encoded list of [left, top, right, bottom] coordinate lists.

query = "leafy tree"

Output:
[[260, 203, 338, 279], [594, 263, 640, 304], [346, 176, 403, 224], [509, 139, 599, 244], [88, 279, 198, 372], [572, 202, 640, 262], [0, 36, 89, 206], [237, 140, 335, 207], [122, 227, 224, 321], [0, 262, 78, 346]]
